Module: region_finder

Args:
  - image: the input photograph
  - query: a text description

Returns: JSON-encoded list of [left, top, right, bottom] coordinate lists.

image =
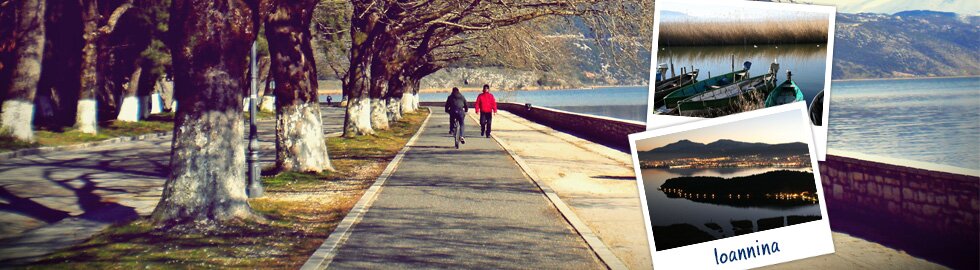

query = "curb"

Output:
[[0, 131, 171, 160], [471, 113, 630, 270], [300, 108, 432, 270]]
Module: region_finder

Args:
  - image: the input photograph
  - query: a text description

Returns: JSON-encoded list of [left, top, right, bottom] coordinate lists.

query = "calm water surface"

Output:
[[656, 44, 828, 106], [829, 77, 980, 171], [418, 86, 649, 122], [641, 167, 820, 239]]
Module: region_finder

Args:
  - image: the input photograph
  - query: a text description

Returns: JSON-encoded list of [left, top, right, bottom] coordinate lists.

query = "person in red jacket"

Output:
[[474, 84, 498, 138]]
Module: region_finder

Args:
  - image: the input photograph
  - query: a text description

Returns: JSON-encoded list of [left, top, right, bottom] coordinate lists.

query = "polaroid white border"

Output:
[[645, 0, 837, 161], [630, 102, 834, 270]]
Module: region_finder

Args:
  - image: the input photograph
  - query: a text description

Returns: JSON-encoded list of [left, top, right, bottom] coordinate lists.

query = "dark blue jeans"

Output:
[[449, 110, 465, 136]]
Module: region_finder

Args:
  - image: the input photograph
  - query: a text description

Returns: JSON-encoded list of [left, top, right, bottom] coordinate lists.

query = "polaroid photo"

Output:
[[630, 102, 833, 269], [645, 0, 836, 161]]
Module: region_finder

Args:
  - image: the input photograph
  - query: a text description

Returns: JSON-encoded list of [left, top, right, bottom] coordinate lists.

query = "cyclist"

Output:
[[445, 87, 468, 144]]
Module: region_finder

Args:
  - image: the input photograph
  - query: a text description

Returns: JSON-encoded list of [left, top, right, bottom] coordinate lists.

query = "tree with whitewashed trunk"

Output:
[[76, 0, 136, 131], [367, 31, 395, 130], [265, 0, 334, 172], [341, 1, 377, 137], [150, 0, 260, 225], [116, 65, 142, 122], [1, 0, 46, 142]]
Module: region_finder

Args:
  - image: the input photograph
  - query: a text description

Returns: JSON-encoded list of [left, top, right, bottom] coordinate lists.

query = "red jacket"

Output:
[[475, 92, 497, 113]]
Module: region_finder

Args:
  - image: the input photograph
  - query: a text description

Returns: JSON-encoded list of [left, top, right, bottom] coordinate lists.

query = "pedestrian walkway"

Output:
[[485, 111, 945, 270], [326, 109, 603, 269], [0, 105, 344, 263]]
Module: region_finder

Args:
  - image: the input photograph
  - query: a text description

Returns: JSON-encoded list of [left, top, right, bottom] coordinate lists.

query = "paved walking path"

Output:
[[0, 105, 344, 263], [486, 111, 945, 270], [326, 109, 603, 269]]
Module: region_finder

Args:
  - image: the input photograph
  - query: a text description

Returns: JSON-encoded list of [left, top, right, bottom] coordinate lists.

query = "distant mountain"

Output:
[[804, 0, 978, 15], [832, 11, 980, 79], [638, 139, 808, 161]]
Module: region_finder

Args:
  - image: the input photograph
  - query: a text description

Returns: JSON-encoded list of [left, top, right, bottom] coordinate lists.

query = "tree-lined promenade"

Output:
[[0, 0, 652, 266], [1, 0, 651, 226]]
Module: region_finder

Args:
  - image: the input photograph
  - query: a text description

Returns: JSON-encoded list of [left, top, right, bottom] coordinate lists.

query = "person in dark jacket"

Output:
[[445, 87, 467, 143]]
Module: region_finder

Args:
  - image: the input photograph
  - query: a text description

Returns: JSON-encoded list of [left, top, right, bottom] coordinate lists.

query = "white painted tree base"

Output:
[[150, 93, 163, 114], [1, 100, 35, 141], [259, 96, 276, 113], [76, 99, 98, 134], [276, 102, 333, 172], [388, 97, 402, 122], [344, 96, 374, 136], [370, 98, 389, 130], [117, 96, 140, 122], [401, 95, 415, 113]]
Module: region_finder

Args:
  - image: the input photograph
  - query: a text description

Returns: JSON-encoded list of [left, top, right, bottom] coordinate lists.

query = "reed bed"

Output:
[[659, 19, 828, 46]]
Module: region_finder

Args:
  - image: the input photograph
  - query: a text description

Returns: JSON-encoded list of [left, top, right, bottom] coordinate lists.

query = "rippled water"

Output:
[[829, 77, 980, 170]]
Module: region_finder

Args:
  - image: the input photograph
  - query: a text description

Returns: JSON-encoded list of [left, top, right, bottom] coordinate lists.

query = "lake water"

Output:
[[321, 77, 978, 171], [829, 77, 980, 171], [418, 86, 649, 122], [641, 167, 821, 239], [656, 44, 827, 106]]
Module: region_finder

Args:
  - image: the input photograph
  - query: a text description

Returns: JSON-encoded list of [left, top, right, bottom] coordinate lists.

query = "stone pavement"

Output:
[[0, 105, 344, 263], [488, 111, 652, 269], [327, 109, 604, 269]]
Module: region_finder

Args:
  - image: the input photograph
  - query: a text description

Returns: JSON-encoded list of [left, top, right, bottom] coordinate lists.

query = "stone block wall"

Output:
[[820, 155, 978, 236]]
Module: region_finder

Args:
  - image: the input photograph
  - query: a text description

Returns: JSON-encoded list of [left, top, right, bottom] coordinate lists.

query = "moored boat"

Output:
[[660, 67, 751, 110], [764, 71, 805, 107], [675, 72, 777, 116], [653, 69, 699, 108]]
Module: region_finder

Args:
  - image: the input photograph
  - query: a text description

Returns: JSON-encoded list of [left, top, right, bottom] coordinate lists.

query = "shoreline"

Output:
[[831, 75, 979, 82], [316, 84, 646, 95]]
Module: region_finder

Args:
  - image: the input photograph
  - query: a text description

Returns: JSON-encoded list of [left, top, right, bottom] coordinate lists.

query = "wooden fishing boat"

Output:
[[653, 69, 699, 108], [659, 69, 750, 110], [675, 72, 777, 116], [765, 72, 804, 107]]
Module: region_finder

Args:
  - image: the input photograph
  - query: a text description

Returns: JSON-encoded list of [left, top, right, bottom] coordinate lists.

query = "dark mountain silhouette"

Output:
[[638, 139, 808, 161]]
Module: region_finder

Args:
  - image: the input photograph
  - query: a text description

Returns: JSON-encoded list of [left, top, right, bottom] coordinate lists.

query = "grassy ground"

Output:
[[25, 109, 429, 269], [0, 114, 175, 152], [659, 19, 829, 46]]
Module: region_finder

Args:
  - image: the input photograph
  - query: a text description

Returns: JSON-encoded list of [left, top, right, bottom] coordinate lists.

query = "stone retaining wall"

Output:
[[820, 154, 978, 236], [820, 154, 978, 269]]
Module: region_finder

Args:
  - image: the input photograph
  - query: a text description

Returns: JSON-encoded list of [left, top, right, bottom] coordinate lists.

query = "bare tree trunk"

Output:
[[1, 0, 46, 142], [266, 0, 333, 172], [157, 79, 175, 112], [136, 64, 158, 118], [259, 71, 275, 113], [116, 65, 141, 122], [151, 0, 259, 225], [341, 5, 377, 137], [386, 72, 406, 121], [368, 63, 390, 129], [74, 0, 99, 133]]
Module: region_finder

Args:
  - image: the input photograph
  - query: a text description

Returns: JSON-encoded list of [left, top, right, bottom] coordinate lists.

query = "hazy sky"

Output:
[[660, 0, 832, 22], [636, 109, 809, 151], [804, 0, 978, 15]]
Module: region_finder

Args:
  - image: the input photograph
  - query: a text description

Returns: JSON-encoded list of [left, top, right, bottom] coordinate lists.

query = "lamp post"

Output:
[[247, 41, 264, 198]]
